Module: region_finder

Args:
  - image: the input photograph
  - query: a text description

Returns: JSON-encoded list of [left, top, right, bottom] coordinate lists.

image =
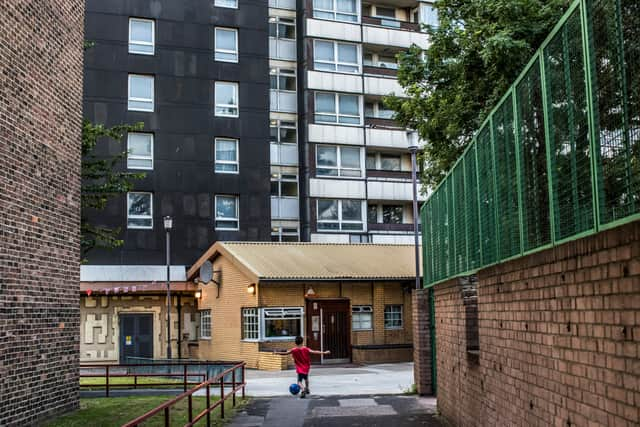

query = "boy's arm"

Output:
[[308, 349, 330, 355], [273, 349, 293, 356]]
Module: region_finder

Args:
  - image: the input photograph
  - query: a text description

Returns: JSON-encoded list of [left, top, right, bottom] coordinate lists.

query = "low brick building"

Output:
[[187, 243, 419, 370]]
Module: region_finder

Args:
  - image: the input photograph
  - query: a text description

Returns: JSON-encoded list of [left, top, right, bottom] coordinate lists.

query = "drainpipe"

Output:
[[177, 293, 182, 360]]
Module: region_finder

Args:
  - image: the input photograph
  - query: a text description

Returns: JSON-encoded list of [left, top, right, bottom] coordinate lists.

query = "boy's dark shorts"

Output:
[[297, 373, 308, 382]]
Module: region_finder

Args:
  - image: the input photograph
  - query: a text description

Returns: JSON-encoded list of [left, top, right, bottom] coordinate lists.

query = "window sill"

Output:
[[352, 328, 373, 332], [384, 327, 403, 330], [199, 337, 211, 341], [241, 339, 260, 343]]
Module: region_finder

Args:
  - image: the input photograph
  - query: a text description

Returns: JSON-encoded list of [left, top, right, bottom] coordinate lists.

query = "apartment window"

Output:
[[242, 308, 259, 340], [383, 205, 403, 224], [270, 68, 296, 112], [316, 145, 363, 177], [128, 74, 154, 112], [215, 82, 239, 117], [317, 199, 364, 231], [215, 138, 239, 173], [271, 226, 300, 242], [384, 305, 403, 329], [271, 174, 298, 197], [363, 53, 399, 69], [381, 154, 401, 171], [200, 310, 212, 339], [214, 27, 238, 62], [365, 102, 395, 119], [128, 18, 154, 55], [352, 306, 373, 330], [314, 40, 359, 73], [366, 153, 377, 169], [215, 195, 239, 230], [127, 192, 153, 229], [269, 17, 296, 40], [367, 205, 378, 223], [269, 0, 296, 9], [270, 120, 297, 144], [313, 0, 358, 22], [127, 133, 153, 170], [214, 0, 237, 8], [262, 308, 303, 340], [315, 92, 361, 125], [374, 6, 396, 18]]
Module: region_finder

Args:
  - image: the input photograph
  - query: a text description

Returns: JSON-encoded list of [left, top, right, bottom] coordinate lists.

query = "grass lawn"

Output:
[[80, 376, 187, 390], [44, 395, 247, 427]]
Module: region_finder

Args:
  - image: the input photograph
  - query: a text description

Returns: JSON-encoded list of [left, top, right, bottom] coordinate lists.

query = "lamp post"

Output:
[[164, 215, 173, 359], [407, 130, 421, 290]]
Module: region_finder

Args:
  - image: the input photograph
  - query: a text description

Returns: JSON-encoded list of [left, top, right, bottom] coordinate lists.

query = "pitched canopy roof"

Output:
[[187, 242, 421, 283]]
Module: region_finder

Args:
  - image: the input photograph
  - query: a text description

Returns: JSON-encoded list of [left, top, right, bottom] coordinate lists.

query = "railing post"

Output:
[[188, 394, 193, 423], [206, 382, 211, 427], [220, 378, 225, 419], [232, 369, 236, 407], [164, 407, 169, 427], [134, 373, 137, 389], [184, 364, 188, 392], [242, 364, 245, 399], [106, 365, 110, 398]]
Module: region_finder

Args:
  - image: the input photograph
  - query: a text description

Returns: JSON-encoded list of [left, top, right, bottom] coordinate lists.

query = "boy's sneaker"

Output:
[[300, 391, 306, 398], [305, 388, 310, 395]]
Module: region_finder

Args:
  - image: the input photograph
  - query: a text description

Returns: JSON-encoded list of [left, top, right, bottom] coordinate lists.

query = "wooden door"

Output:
[[306, 299, 350, 364]]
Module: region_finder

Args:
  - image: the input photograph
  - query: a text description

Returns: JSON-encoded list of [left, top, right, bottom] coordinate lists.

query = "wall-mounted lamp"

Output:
[[194, 291, 202, 299], [306, 287, 316, 297], [247, 284, 256, 295]]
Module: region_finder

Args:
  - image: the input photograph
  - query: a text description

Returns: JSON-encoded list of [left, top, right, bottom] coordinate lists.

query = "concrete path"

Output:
[[241, 362, 414, 397], [229, 395, 443, 427]]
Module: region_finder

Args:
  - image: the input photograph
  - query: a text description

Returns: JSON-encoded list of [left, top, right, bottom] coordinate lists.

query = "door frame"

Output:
[[305, 298, 351, 364], [118, 312, 154, 363]]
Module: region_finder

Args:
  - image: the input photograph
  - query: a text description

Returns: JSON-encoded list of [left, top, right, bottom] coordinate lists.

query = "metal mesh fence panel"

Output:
[[544, 8, 595, 240], [492, 94, 521, 259], [421, 0, 639, 287]]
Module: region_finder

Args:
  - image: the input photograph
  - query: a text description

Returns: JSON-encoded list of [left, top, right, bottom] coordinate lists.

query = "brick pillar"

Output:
[[412, 288, 433, 395]]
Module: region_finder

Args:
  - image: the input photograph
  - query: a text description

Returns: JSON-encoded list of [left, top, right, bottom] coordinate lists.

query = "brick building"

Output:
[[186, 243, 418, 369], [0, 1, 84, 425]]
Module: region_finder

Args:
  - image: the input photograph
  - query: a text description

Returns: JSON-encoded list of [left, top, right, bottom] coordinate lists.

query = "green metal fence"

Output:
[[421, 0, 640, 287]]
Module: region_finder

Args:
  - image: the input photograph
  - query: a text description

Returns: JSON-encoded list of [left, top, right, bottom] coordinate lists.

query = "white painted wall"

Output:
[[271, 197, 300, 219], [306, 19, 362, 42], [364, 76, 406, 97], [310, 233, 351, 243], [309, 178, 366, 198], [362, 26, 429, 48], [307, 71, 363, 93], [367, 180, 427, 201], [371, 234, 417, 244], [308, 124, 364, 145]]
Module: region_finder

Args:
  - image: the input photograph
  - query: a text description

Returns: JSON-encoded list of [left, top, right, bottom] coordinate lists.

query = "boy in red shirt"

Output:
[[274, 336, 329, 398]]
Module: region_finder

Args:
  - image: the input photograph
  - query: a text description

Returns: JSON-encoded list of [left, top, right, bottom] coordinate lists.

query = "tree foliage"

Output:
[[81, 120, 145, 260], [386, 0, 569, 188]]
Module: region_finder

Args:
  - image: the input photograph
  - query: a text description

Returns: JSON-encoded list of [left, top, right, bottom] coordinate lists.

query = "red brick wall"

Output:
[[412, 288, 433, 395], [432, 220, 640, 427], [0, 1, 84, 425]]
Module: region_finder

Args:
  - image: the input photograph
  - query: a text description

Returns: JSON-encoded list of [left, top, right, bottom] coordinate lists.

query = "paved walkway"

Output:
[[241, 362, 414, 397], [229, 395, 443, 427]]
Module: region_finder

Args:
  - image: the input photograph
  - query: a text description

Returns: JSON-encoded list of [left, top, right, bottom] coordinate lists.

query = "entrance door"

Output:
[[119, 313, 154, 363], [306, 299, 350, 364]]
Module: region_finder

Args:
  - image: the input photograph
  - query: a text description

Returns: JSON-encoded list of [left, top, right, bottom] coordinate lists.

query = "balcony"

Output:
[[307, 70, 363, 93], [309, 178, 366, 198], [362, 16, 421, 32], [365, 117, 401, 129], [362, 24, 429, 49], [368, 222, 415, 232], [271, 197, 299, 220], [363, 65, 398, 77], [270, 143, 298, 166], [367, 169, 411, 180], [308, 124, 364, 145], [306, 18, 361, 43], [367, 180, 426, 201], [364, 75, 406, 97]]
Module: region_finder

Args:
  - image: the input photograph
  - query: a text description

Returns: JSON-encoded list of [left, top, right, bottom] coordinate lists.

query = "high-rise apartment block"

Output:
[[83, 0, 435, 270]]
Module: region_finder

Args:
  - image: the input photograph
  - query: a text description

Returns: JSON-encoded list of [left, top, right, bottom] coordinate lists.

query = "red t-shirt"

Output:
[[291, 346, 311, 374]]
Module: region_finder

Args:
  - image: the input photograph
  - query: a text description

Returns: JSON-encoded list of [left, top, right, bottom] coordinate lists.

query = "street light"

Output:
[[164, 215, 173, 359], [407, 130, 421, 290]]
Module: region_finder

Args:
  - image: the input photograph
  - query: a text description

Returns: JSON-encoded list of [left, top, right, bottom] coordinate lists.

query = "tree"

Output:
[[81, 120, 145, 260], [386, 0, 569, 188]]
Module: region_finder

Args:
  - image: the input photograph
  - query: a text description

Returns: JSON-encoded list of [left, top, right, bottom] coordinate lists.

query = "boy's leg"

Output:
[[304, 377, 310, 394], [299, 374, 308, 398]]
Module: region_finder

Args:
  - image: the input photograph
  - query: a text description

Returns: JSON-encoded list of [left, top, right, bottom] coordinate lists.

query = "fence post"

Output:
[[206, 382, 211, 427], [232, 369, 236, 407], [242, 364, 245, 399], [164, 407, 169, 427], [183, 364, 188, 392], [188, 394, 193, 423], [220, 377, 225, 419], [106, 365, 110, 398]]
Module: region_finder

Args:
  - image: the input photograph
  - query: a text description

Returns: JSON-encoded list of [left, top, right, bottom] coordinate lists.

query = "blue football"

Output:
[[289, 383, 300, 395]]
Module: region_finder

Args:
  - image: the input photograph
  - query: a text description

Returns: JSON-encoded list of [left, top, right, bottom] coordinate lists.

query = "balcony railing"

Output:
[[365, 117, 402, 129], [362, 16, 421, 32], [363, 65, 398, 77], [367, 169, 411, 180], [368, 222, 415, 232]]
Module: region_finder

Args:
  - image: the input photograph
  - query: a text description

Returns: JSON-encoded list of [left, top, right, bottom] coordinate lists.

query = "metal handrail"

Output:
[[121, 362, 246, 427]]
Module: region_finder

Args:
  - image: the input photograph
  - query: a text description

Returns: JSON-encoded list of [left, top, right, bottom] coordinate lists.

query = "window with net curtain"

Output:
[[214, 82, 238, 117], [314, 40, 358, 73], [313, 0, 358, 22], [215, 138, 238, 173], [214, 28, 238, 62]]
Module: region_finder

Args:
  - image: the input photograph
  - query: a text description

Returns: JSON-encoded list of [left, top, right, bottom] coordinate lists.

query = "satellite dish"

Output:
[[200, 260, 213, 284]]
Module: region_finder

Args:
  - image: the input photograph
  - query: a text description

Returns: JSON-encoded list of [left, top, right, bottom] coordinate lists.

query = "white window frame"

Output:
[[270, 119, 297, 145], [313, 0, 359, 23], [384, 305, 403, 329], [214, 0, 237, 9], [271, 226, 300, 242], [316, 199, 366, 232], [268, 16, 296, 40], [214, 81, 239, 118], [127, 74, 154, 112], [200, 310, 212, 339], [270, 68, 297, 112], [128, 18, 155, 55], [314, 92, 362, 126], [214, 27, 239, 63], [214, 194, 239, 231], [214, 138, 239, 174], [352, 305, 373, 331], [260, 307, 304, 341], [271, 173, 299, 198], [316, 145, 364, 178], [242, 308, 260, 341], [313, 40, 360, 74], [127, 192, 153, 229], [127, 132, 154, 170]]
